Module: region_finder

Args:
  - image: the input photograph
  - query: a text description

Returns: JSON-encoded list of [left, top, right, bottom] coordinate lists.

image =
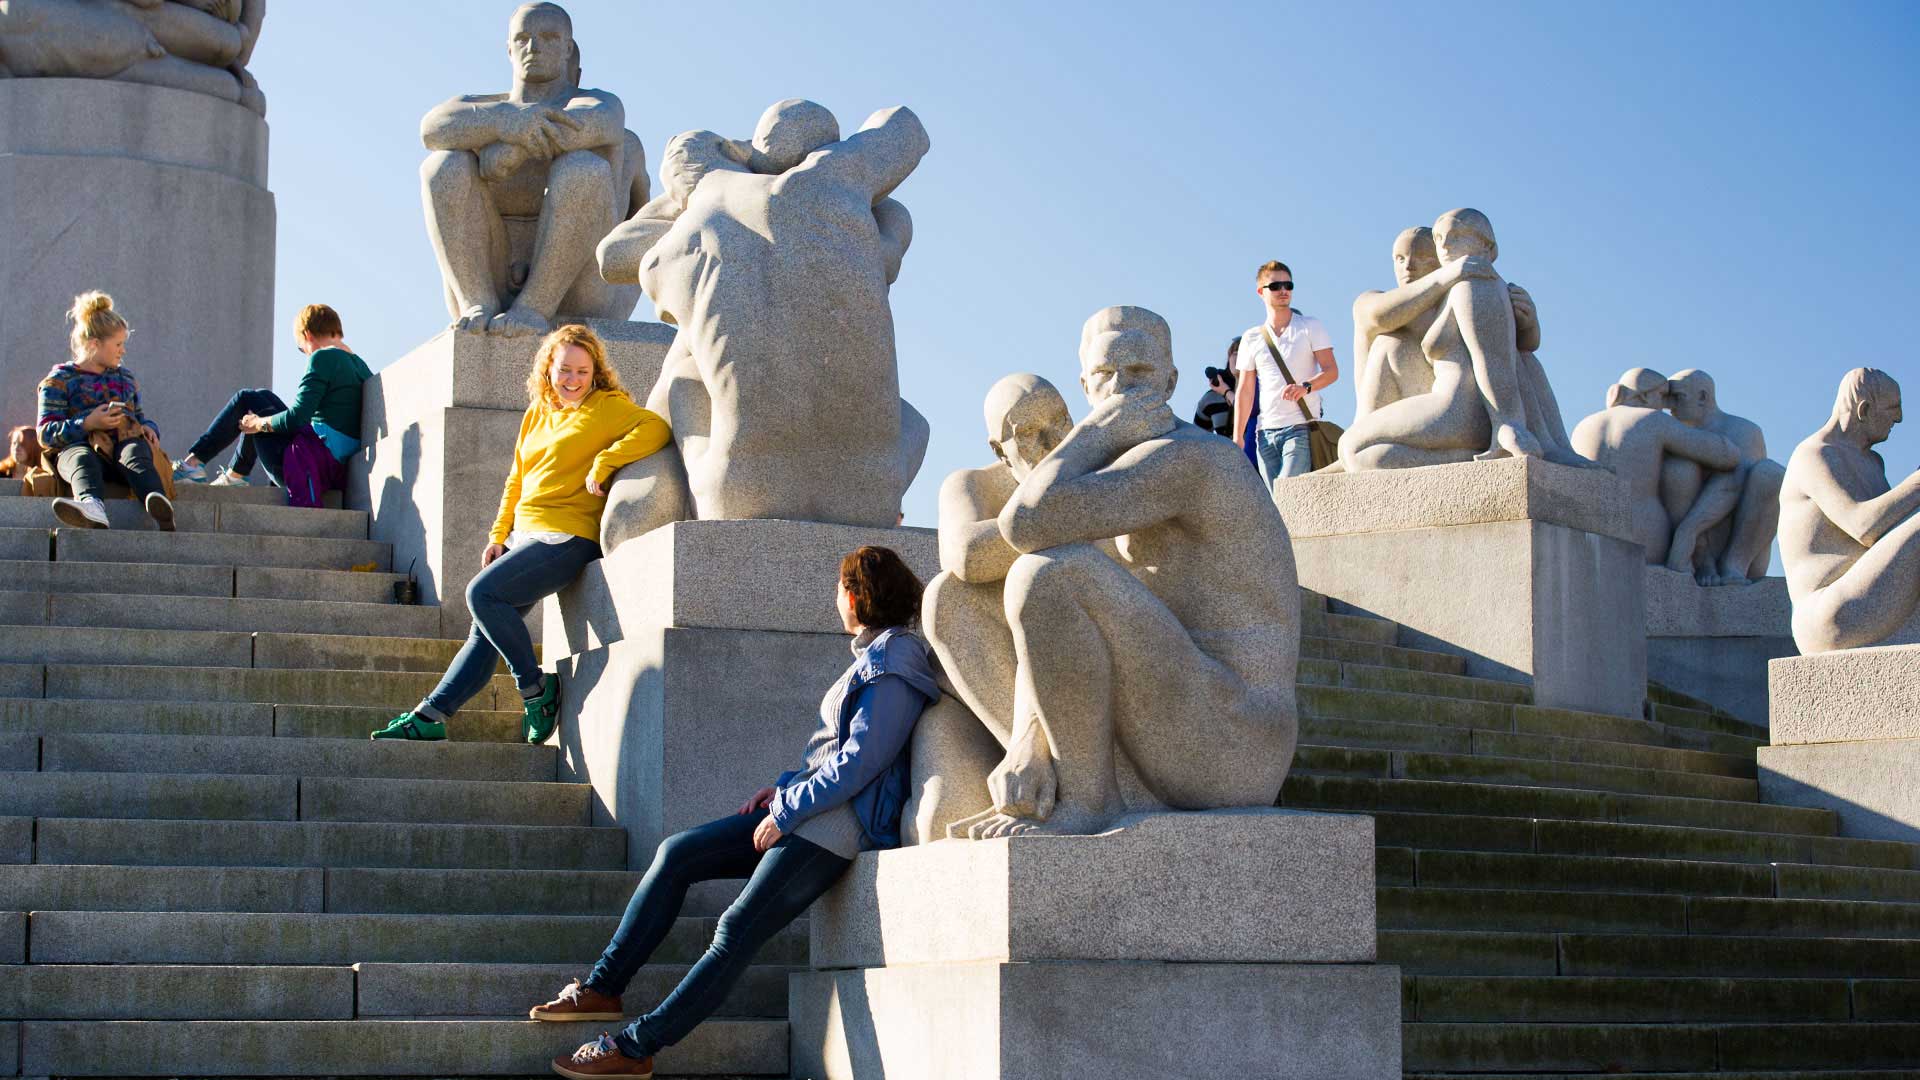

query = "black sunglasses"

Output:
[[1261, 280, 1295, 293]]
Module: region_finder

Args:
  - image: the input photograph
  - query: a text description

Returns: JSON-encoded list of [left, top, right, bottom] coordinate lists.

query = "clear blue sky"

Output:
[[255, 1, 1919, 532]]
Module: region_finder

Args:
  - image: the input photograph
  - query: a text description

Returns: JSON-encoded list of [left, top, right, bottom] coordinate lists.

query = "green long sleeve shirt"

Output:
[[262, 347, 373, 438]]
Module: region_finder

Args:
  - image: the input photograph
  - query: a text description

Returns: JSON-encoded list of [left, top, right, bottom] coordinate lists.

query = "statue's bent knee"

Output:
[[420, 149, 478, 188], [547, 150, 615, 199]]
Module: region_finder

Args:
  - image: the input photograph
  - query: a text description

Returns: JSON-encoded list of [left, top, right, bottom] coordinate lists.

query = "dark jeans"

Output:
[[418, 535, 600, 721], [55, 439, 164, 502], [187, 388, 291, 484], [587, 810, 852, 1059]]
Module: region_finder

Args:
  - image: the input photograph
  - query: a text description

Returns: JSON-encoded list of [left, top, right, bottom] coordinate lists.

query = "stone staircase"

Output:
[[0, 488, 1914, 1077]]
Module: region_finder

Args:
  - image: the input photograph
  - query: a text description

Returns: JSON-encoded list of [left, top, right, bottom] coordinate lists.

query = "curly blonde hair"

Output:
[[526, 324, 625, 410], [67, 291, 129, 360]]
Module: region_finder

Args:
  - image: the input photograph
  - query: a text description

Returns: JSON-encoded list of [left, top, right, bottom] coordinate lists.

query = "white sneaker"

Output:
[[144, 492, 176, 532], [52, 496, 110, 529], [208, 468, 251, 487]]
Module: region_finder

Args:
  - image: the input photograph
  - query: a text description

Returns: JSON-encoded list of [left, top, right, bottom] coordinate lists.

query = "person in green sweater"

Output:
[[173, 303, 372, 494]]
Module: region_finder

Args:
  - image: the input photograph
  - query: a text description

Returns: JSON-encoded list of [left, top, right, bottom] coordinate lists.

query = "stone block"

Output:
[[1760, 740, 1920, 844], [0, 865, 322, 914], [1274, 460, 1646, 718], [0, 818, 31, 864], [32, 817, 626, 871], [0, 625, 251, 669], [1768, 644, 1920, 745], [1644, 567, 1795, 727], [0, 911, 21, 962], [811, 809, 1375, 968], [0, 80, 273, 451], [790, 960, 1401, 1080], [0, 965, 353, 1020], [0, 528, 46, 562], [546, 520, 938, 653], [0, 772, 296, 822]]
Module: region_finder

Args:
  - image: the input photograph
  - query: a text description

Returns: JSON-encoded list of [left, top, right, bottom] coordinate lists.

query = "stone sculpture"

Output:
[[1570, 368, 1742, 566], [1338, 211, 1584, 471], [923, 307, 1301, 839], [1659, 369, 1786, 585], [593, 99, 931, 536], [419, 2, 647, 338], [1779, 368, 1920, 653], [0, 0, 266, 114]]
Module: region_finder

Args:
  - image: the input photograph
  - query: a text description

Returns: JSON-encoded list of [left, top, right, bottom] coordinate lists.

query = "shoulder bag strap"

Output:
[[1262, 325, 1318, 425]]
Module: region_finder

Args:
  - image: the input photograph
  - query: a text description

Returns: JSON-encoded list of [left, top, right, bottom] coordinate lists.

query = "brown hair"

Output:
[[1254, 260, 1292, 283], [838, 545, 922, 629], [294, 303, 344, 340], [67, 291, 129, 359], [526, 324, 626, 410], [0, 425, 41, 477]]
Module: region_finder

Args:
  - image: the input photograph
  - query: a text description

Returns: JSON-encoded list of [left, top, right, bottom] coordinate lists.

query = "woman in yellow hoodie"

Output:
[[373, 325, 670, 744]]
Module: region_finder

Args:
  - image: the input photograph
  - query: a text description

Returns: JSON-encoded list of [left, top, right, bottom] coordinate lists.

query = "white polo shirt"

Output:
[[1236, 312, 1333, 429]]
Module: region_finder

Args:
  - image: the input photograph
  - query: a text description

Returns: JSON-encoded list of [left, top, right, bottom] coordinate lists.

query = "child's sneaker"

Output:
[[369, 712, 446, 741], [145, 492, 176, 532], [522, 676, 561, 745], [209, 468, 252, 486], [172, 460, 208, 484], [52, 496, 110, 529]]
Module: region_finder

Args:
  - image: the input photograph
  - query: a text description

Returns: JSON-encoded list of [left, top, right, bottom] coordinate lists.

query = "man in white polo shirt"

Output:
[[1232, 260, 1340, 483]]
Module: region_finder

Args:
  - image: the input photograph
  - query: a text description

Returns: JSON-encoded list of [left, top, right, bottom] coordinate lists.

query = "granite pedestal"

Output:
[[1272, 458, 1646, 718], [791, 809, 1399, 1080], [348, 320, 672, 635], [1758, 645, 1920, 843], [543, 519, 939, 862], [0, 79, 274, 444], [1644, 568, 1796, 729]]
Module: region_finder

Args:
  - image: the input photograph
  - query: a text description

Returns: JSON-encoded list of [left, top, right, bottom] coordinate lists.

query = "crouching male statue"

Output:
[[1660, 369, 1786, 585], [924, 307, 1301, 839], [419, 2, 647, 337], [1780, 368, 1920, 653]]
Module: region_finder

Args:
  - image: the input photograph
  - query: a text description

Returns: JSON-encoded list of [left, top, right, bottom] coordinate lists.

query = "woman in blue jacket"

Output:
[[536, 545, 939, 1080]]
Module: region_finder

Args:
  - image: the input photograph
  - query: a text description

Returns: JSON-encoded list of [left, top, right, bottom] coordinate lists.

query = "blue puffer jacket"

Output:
[[768, 626, 940, 851]]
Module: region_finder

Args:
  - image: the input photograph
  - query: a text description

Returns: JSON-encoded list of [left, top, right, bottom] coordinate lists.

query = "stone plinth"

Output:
[[1758, 645, 1920, 843], [1644, 569, 1795, 728], [348, 321, 670, 634], [791, 810, 1398, 1080], [543, 520, 939, 862], [1272, 458, 1646, 718], [0, 79, 273, 445]]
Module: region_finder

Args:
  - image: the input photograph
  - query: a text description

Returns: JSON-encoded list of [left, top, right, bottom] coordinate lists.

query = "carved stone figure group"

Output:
[[0, 0, 266, 114]]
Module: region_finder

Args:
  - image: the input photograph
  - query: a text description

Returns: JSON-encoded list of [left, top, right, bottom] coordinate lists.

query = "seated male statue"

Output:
[[1570, 368, 1742, 566], [419, 2, 647, 337], [929, 306, 1301, 839], [1779, 368, 1920, 653], [592, 99, 930, 532], [1658, 369, 1787, 585], [1339, 212, 1583, 470]]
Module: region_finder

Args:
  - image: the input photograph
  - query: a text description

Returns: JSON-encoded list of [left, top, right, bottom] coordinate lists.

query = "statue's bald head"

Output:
[[984, 374, 1071, 477], [752, 100, 839, 174], [1833, 367, 1903, 442], [508, 3, 576, 85], [1393, 226, 1439, 285], [1433, 207, 1498, 264], [1078, 306, 1177, 407], [1606, 367, 1669, 409], [1667, 369, 1717, 422]]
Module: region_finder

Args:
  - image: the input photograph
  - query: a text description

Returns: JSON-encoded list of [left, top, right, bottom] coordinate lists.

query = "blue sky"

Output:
[[256, 1, 1919, 530]]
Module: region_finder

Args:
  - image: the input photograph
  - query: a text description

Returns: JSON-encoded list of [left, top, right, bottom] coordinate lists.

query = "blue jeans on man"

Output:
[[1254, 423, 1313, 485], [187, 388, 292, 484], [586, 809, 852, 1059], [417, 535, 601, 721]]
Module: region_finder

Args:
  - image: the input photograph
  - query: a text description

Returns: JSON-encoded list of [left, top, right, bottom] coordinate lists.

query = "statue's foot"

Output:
[[488, 306, 552, 339], [1474, 422, 1544, 463], [451, 306, 498, 334], [1544, 446, 1598, 469], [948, 805, 1114, 840]]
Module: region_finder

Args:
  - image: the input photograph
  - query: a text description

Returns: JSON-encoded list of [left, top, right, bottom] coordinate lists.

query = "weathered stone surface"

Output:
[[1768, 645, 1920, 745], [811, 809, 1375, 968], [0, 664, 40, 699], [355, 961, 789, 1019], [0, 771, 296, 822], [0, 965, 351, 1020], [0, 80, 273, 454], [0, 864, 321, 914], [0, 911, 22, 961], [1275, 456, 1634, 543], [1659, 369, 1786, 585], [790, 960, 1400, 1080], [1760, 738, 1920, 844], [545, 519, 937, 652], [0, 2, 266, 113]]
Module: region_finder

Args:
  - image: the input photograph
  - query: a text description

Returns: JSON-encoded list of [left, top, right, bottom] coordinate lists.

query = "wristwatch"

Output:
[[1297, 381, 1312, 393]]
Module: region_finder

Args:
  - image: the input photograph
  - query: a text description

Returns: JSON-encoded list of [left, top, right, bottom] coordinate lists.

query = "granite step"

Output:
[[0, 626, 469, 671], [1366, 812, 1910, 870], [1650, 697, 1773, 740], [17, 1017, 787, 1077], [1300, 634, 1466, 675], [299, 776, 591, 827], [38, 732, 557, 783], [1774, 862, 1920, 904], [0, 494, 366, 539], [47, 591, 441, 638], [55, 527, 389, 571], [0, 697, 272, 737], [1383, 928, 1920, 979], [44, 663, 514, 709], [273, 702, 523, 743], [0, 526, 50, 562], [1282, 774, 1836, 837], [26, 910, 804, 966], [0, 560, 410, 604], [1300, 723, 1755, 778], [168, 481, 341, 508], [1390, 749, 1756, 802], [355, 961, 792, 1019], [322, 868, 743, 917], [1381, 888, 1920, 937], [236, 564, 413, 603], [1298, 659, 1533, 705], [1406, 973, 1903, 1022], [1402, 1022, 1920, 1073], [1388, 848, 1774, 897], [31, 817, 627, 871], [254, 630, 479, 672], [1302, 608, 1401, 646], [0, 770, 297, 821], [0, 964, 352, 1020], [0, 864, 322, 912], [1408, 1072, 1920, 1080]]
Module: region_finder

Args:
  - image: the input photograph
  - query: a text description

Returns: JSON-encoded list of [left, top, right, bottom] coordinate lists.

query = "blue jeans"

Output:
[[188, 388, 292, 484], [1255, 424, 1313, 485], [418, 535, 600, 720], [588, 810, 852, 1059]]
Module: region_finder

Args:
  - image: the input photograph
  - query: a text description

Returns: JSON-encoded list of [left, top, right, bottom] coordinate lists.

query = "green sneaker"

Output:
[[522, 676, 561, 745], [370, 712, 446, 741]]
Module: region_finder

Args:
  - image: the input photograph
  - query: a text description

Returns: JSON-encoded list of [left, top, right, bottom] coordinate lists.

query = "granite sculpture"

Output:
[[1659, 369, 1786, 585], [1339, 213, 1584, 471], [924, 307, 1302, 839], [0, 0, 265, 114], [419, 2, 647, 338], [1779, 368, 1920, 653], [593, 99, 931, 537], [1571, 368, 1742, 566]]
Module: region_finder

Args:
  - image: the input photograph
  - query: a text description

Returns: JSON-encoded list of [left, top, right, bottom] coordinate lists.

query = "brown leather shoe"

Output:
[[530, 978, 625, 1022], [551, 1033, 653, 1080]]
